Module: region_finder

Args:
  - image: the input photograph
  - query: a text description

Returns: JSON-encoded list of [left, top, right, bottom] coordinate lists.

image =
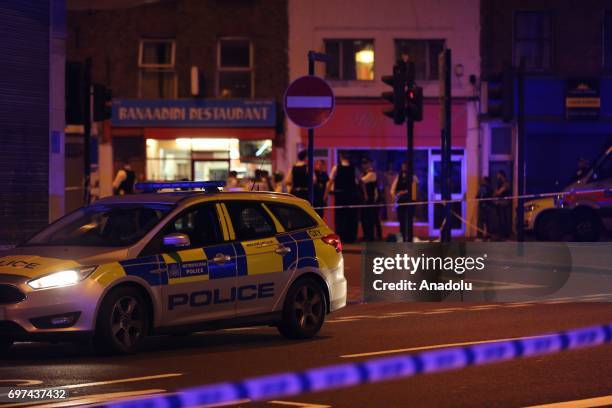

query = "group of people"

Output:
[[476, 170, 512, 240]]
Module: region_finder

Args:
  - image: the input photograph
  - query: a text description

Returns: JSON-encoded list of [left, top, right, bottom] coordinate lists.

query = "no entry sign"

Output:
[[284, 75, 335, 128]]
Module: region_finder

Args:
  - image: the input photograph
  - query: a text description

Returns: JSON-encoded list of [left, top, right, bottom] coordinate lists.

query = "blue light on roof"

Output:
[[135, 181, 226, 192]]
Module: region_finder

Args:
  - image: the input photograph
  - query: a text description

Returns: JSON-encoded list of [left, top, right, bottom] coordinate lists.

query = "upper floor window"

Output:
[[217, 38, 253, 98], [395, 39, 445, 81], [138, 39, 177, 98], [513, 11, 552, 71], [604, 10, 612, 69], [324, 39, 374, 81]]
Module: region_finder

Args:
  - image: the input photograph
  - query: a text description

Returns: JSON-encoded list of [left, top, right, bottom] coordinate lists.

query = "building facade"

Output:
[[67, 0, 288, 201], [480, 0, 612, 197], [0, 0, 66, 246], [287, 0, 481, 238]]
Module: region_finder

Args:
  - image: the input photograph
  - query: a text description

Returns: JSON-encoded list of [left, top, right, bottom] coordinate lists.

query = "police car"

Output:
[[0, 181, 346, 354]]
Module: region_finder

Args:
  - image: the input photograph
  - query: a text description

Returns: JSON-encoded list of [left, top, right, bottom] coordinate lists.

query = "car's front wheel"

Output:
[[278, 278, 326, 339], [94, 287, 150, 355]]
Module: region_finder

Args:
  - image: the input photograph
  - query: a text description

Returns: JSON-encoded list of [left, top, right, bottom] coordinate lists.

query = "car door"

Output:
[[222, 200, 296, 317], [142, 202, 237, 327]]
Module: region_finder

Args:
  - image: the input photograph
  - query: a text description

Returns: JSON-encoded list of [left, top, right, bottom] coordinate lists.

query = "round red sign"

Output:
[[284, 76, 335, 128]]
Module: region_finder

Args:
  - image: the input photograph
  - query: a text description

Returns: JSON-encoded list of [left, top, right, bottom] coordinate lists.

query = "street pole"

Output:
[[405, 62, 415, 242], [516, 61, 525, 242], [441, 49, 452, 242], [307, 52, 315, 205], [83, 57, 92, 205]]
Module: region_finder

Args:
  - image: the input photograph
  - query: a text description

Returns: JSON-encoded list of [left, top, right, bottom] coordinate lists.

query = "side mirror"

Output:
[[162, 233, 190, 249]]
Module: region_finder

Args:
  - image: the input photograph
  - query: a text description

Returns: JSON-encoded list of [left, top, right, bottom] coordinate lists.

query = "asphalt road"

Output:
[[1, 299, 611, 408]]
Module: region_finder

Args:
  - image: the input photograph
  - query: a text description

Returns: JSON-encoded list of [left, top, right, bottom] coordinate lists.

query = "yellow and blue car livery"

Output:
[[0, 181, 346, 353]]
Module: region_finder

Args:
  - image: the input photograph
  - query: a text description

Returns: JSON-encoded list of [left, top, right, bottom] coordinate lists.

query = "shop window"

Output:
[[513, 11, 552, 71], [604, 10, 612, 69], [324, 39, 374, 81], [395, 39, 445, 80], [490, 127, 513, 156], [138, 39, 177, 98], [336, 149, 429, 223], [218, 38, 253, 98]]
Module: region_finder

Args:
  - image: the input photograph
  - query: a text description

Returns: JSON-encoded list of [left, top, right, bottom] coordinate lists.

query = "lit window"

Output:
[[138, 39, 176, 98], [218, 38, 253, 98], [324, 39, 374, 81]]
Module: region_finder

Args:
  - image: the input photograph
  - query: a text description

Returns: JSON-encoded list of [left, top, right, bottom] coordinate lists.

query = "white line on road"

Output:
[[524, 395, 612, 407], [340, 335, 546, 358], [60, 373, 183, 390]]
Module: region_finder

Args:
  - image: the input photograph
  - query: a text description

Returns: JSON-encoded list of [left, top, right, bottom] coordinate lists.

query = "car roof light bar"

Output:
[[135, 181, 226, 193]]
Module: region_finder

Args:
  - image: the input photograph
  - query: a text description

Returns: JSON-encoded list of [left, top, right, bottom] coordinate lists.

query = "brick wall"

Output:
[[481, 0, 610, 77]]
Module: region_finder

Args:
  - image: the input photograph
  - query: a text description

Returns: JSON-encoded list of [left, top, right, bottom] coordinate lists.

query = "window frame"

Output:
[[223, 200, 278, 241], [216, 37, 254, 98], [138, 38, 176, 69], [323, 38, 375, 81], [394, 38, 446, 81], [512, 10, 553, 72]]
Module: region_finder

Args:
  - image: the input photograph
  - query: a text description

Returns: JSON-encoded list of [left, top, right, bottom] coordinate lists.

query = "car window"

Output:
[[141, 204, 222, 255], [266, 202, 317, 231], [24, 204, 171, 247], [224, 201, 276, 240]]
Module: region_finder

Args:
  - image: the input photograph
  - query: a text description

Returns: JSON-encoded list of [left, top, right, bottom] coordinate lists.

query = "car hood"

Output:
[[0, 246, 128, 279]]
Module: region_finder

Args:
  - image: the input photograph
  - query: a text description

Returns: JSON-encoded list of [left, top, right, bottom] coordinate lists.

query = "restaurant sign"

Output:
[[565, 79, 600, 120], [112, 99, 276, 127]]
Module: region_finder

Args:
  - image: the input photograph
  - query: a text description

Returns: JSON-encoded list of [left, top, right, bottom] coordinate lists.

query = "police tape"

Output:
[[99, 323, 612, 408], [311, 187, 612, 210]]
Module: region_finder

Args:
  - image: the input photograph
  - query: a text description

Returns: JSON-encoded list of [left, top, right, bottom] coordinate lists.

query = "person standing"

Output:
[[112, 161, 135, 196], [327, 153, 359, 243], [313, 160, 329, 218], [391, 161, 417, 242], [493, 170, 512, 239], [360, 158, 379, 241], [477, 176, 493, 240], [226, 170, 239, 189], [285, 150, 309, 200]]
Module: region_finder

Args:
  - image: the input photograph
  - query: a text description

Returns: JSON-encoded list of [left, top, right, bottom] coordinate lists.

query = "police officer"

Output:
[[112, 161, 136, 196], [314, 160, 329, 218], [360, 158, 378, 241], [391, 161, 417, 242], [327, 152, 359, 243], [285, 150, 309, 200]]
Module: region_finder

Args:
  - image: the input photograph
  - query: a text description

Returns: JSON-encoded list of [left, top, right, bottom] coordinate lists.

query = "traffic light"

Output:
[[93, 84, 113, 121], [382, 61, 407, 125], [406, 86, 423, 122], [486, 66, 514, 122]]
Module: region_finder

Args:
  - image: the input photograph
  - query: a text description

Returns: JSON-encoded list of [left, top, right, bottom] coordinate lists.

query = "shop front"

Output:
[[300, 98, 472, 238], [110, 99, 277, 186]]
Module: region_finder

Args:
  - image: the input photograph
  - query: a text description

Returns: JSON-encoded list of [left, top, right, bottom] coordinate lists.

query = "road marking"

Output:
[[1, 389, 166, 408], [340, 335, 546, 358], [524, 395, 612, 407], [60, 373, 183, 390], [269, 401, 331, 408], [0, 380, 43, 386]]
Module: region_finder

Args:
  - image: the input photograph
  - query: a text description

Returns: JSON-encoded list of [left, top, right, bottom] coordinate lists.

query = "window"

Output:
[[395, 39, 445, 80], [218, 38, 253, 98], [25, 204, 171, 247], [266, 203, 317, 231], [324, 39, 374, 81], [604, 11, 612, 69], [490, 127, 513, 156], [138, 39, 177, 98], [513, 11, 552, 71], [225, 202, 275, 240]]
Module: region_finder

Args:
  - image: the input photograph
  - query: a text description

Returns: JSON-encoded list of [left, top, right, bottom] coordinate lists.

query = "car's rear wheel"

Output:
[[573, 210, 602, 242], [277, 278, 325, 339], [94, 287, 150, 355]]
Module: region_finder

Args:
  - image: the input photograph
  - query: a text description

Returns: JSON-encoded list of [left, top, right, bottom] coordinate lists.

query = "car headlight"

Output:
[[27, 266, 97, 290]]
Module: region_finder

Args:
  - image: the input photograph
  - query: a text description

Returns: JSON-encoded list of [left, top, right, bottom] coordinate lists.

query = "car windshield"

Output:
[[24, 203, 173, 247]]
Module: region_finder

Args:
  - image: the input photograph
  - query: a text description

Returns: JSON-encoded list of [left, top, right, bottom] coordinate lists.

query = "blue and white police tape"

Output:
[[100, 323, 612, 408]]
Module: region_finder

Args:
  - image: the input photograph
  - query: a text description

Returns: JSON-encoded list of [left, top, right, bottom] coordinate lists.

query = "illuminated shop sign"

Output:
[[112, 99, 276, 127]]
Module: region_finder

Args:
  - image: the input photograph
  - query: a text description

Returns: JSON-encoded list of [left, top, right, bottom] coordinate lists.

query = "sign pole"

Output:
[[307, 53, 315, 205], [440, 49, 452, 243], [405, 62, 415, 242], [516, 59, 525, 242], [83, 57, 92, 205]]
